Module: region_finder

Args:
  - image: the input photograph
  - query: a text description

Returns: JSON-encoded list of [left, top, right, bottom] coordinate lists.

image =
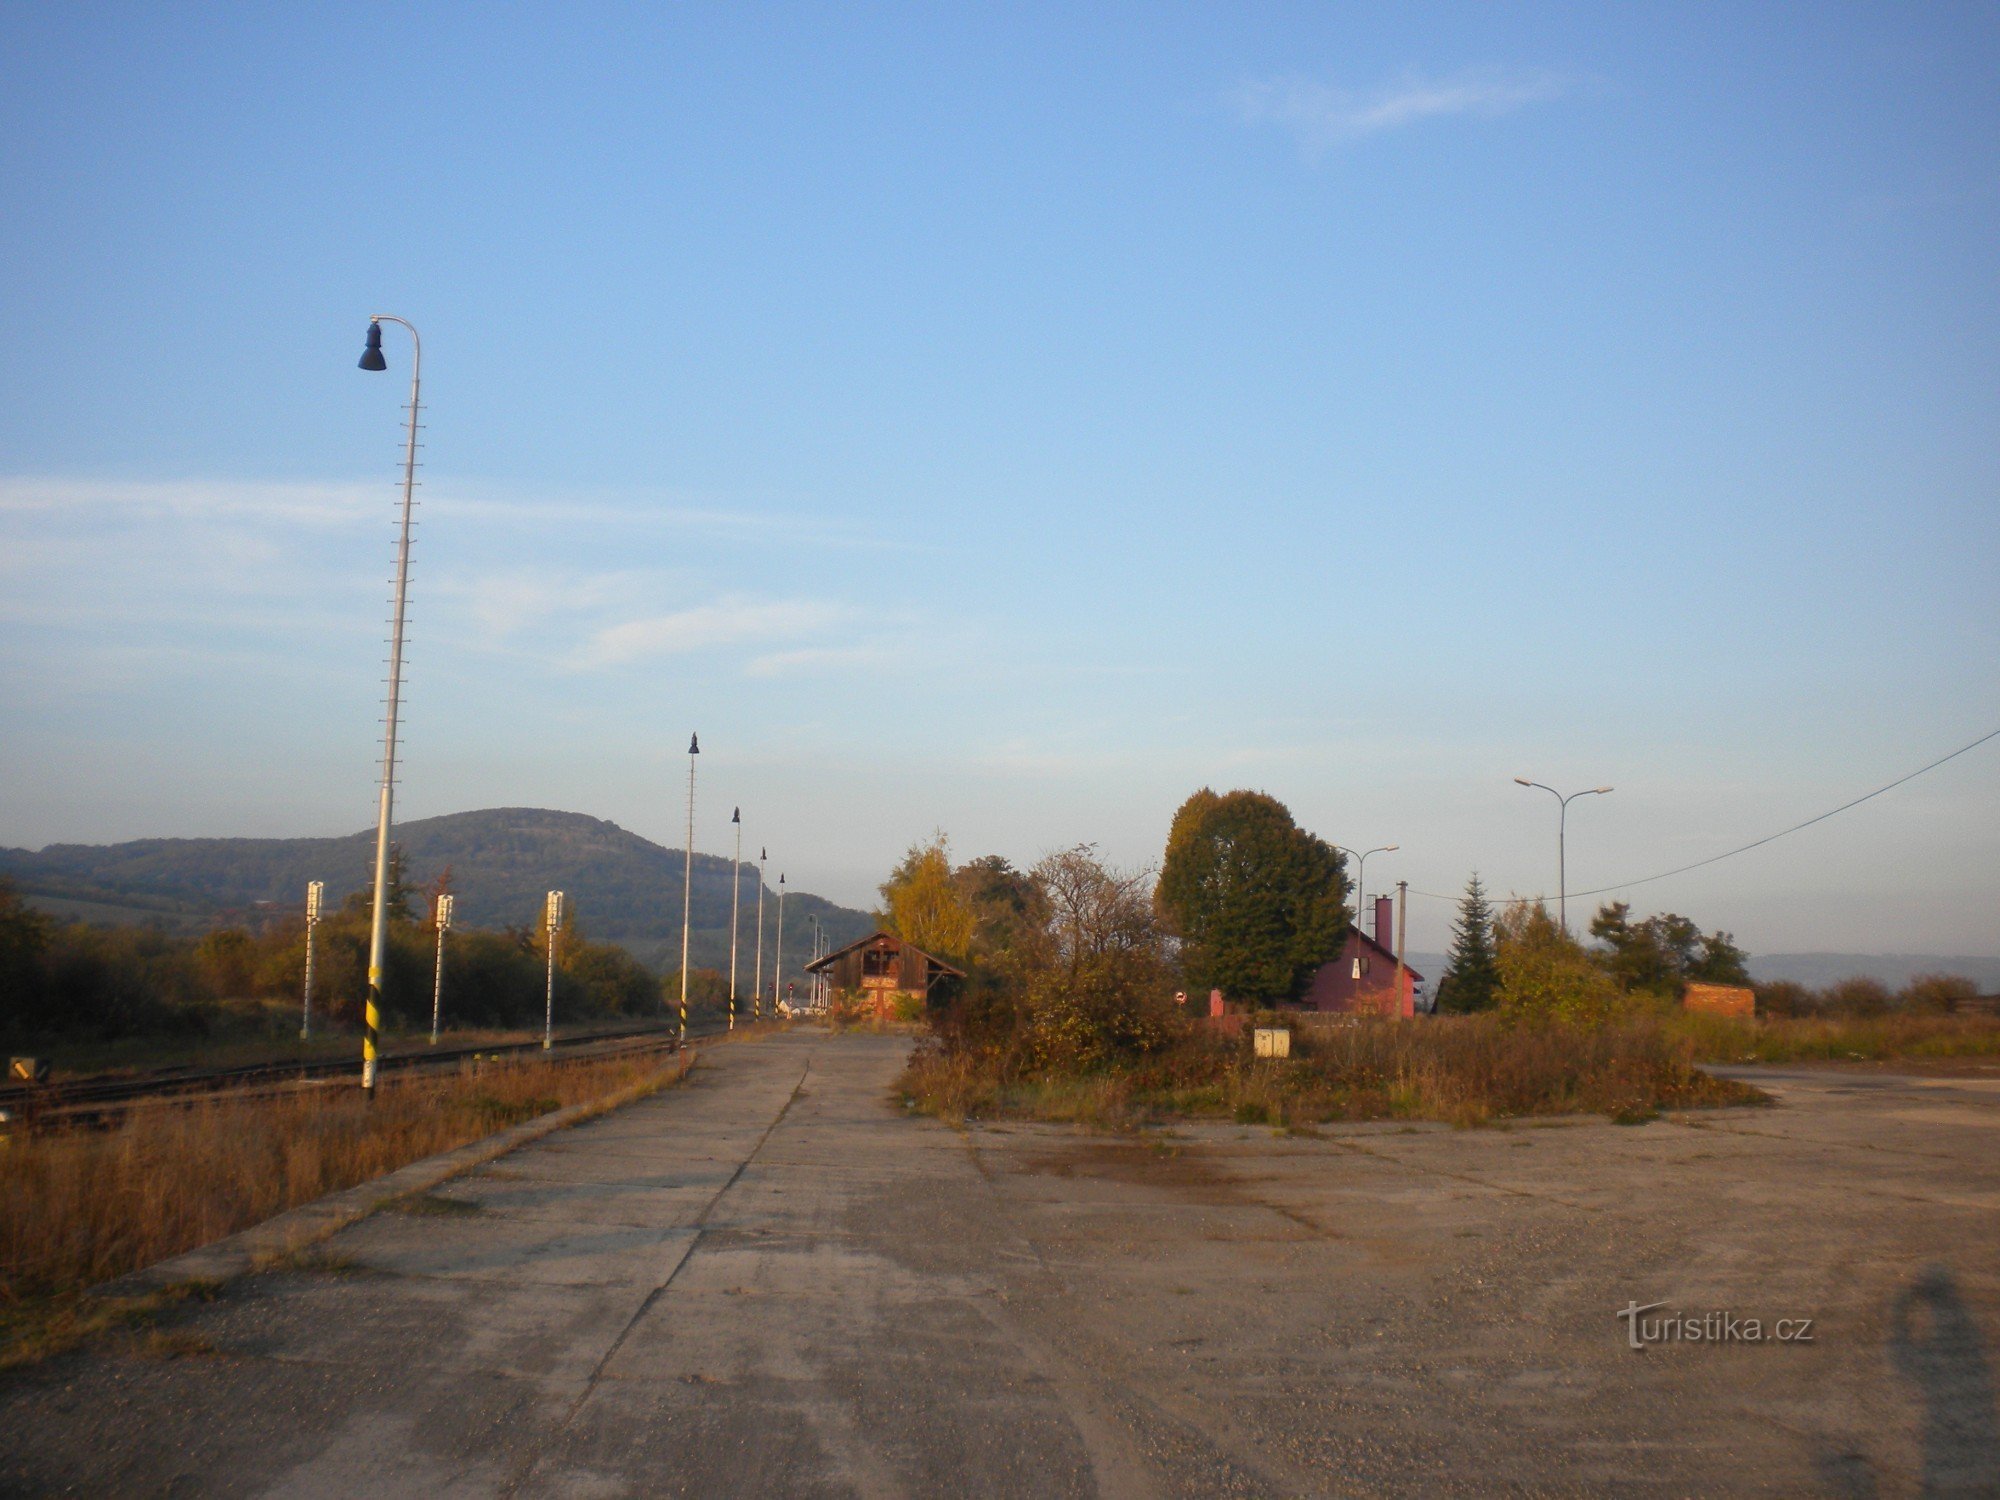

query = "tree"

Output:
[[1436, 873, 1500, 1013], [340, 844, 416, 924], [0, 879, 52, 1031], [879, 832, 975, 958], [1018, 846, 1177, 1070], [1155, 789, 1348, 1006], [1690, 932, 1750, 986], [1590, 902, 1750, 993], [1495, 901, 1622, 1022], [953, 855, 1044, 963]]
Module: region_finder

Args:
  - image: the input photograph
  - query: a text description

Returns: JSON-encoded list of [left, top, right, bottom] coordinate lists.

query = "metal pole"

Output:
[[774, 873, 786, 1014], [728, 807, 742, 1032], [430, 893, 452, 1045], [358, 315, 421, 1097], [300, 881, 323, 1041], [679, 734, 698, 1044], [1557, 798, 1568, 934], [1513, 780, 1612, 936], [1394, 880, 1408, 1015], [753, 848, 767, 1022], [1336, 845, 1397, 932], [544, 890, 563, 1050]]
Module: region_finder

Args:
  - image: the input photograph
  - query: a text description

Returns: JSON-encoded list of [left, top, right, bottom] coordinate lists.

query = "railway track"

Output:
[[0, 1020, 721, 1131]]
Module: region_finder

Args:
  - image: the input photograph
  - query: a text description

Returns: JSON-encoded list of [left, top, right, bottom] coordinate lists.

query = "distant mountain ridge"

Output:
[[1746, 953, 2000, 993], [0, 807, 873, 980]]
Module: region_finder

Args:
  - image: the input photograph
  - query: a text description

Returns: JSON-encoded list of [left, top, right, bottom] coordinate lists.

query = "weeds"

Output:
[[901, 1013, 1764, 1130], [0, 1050, 676, 1347], [1666, 1011, 2000, 1064]]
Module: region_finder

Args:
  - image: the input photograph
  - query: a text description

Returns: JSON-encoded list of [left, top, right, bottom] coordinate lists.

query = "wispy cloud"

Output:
[[745, 644, 892, 678], [580, 597, 852, 668], [1232, 68, 1571, 157]]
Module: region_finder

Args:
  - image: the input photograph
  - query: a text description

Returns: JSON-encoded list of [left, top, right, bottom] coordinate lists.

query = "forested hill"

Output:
[[0, 808, 873, 976]]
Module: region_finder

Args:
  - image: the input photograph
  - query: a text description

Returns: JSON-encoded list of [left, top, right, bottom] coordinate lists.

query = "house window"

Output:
[[863, 947, 897, 980]]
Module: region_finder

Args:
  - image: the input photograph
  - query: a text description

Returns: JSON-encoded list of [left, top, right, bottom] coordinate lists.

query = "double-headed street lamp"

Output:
[[1514, 778, 1613, 933], [355, 315, 421, 1096], [1336, 844, 1398, 930]]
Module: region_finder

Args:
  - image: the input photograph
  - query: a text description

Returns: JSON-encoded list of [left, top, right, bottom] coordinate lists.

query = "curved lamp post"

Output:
[[355, 315, 421, 1096], [1514, 778, 1613, 933], [1336, 844, 1398, 931]]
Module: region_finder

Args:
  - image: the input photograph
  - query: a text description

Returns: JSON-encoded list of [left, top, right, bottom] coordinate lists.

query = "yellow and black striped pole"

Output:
[[355, 315, 423, 1099]]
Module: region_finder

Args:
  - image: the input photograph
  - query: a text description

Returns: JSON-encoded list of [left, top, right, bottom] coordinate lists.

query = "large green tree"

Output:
[[1589, 902, 1751, 993], [1155, 788, 1349, 1005], [1436, 873, 1501, 1013]]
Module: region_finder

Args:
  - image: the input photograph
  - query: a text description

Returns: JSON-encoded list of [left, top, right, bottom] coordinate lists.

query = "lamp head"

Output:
[[1595, 785, 1614, 795], [1384, 844, 1399, 852], [688, 732, 700, 755], [1513, 777, 1533, 788], [358, 321, 387, 371], [732, 807, 740, 824]]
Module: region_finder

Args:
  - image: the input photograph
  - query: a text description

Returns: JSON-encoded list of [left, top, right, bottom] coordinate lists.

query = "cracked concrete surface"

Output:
[[2, 1032, 1996, 1497]]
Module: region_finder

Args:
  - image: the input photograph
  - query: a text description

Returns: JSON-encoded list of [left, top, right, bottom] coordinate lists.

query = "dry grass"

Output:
[[901, 1014, 1763, 1130], [1667, 1010, 2000, 1064], [0, 1049, 681, 1367]]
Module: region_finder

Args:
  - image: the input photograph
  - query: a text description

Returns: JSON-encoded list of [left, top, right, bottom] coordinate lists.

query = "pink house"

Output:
[[1297, 897, 1421, 1018]]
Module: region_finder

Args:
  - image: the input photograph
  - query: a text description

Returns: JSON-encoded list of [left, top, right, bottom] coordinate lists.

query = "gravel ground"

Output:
[[1, 1032, 1995, 1497]]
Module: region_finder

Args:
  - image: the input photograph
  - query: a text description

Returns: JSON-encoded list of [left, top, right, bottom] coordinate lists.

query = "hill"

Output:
[[0, 808, 874, 983]]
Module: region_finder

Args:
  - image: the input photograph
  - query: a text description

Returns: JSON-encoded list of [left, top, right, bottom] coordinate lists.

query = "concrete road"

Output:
[[3, 1032, 1997, 1497]]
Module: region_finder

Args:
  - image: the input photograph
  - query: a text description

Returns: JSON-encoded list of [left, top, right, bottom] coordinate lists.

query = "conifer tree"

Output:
[[1438, 873, 1500, 1012]]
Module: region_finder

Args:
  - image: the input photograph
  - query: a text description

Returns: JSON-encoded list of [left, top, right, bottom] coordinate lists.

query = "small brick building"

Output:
[[1296, 897, 1421, 1018]]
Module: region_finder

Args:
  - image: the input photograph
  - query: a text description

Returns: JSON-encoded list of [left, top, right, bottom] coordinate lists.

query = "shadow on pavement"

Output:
[[1888, 1264, 2000, 1498]]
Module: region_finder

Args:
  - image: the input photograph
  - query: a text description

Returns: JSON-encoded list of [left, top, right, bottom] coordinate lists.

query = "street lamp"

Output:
[[1336, 845, 1398, 930], [753, 846, 768, 1022], [1514, 778, 1614, 933], [678, 733, 698, 1044], [774, 872, 786, 1014], [355, 315, 421, 1096]]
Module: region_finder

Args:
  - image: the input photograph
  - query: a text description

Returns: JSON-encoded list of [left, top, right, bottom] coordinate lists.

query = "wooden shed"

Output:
[[804, 930, 965, 1015]]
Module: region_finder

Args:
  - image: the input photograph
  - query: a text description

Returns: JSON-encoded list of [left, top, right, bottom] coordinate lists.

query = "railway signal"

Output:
[[430, 893, 455, 1045], [544, 890, 565, 1050], [300, 881, 325, 1040]]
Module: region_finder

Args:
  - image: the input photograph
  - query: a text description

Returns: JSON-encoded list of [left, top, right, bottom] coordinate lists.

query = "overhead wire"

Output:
[[1402, 723, 2000, 907]]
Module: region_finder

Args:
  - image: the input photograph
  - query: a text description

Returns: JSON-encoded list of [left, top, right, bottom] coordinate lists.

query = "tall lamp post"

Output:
[[355, 315, 421, 1096], [678, 733, 699, 1044], [1336, 844, 1398, 931], [752, 847, 767, 1022], [774, 872, 786, 1014], [728, 807, 742, 1032], [1514, 778, 1613, 933]]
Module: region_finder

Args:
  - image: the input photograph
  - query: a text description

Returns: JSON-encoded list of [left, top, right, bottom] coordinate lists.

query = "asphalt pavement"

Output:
[[2, 1031, 1996, 1497]]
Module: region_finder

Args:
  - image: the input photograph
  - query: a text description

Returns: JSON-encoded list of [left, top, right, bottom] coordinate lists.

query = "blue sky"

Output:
[[2, 3, 1996, 956]]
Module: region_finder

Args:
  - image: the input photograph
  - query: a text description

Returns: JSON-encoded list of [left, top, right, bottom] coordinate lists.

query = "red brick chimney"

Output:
[[1374, 896, 1394, 950]]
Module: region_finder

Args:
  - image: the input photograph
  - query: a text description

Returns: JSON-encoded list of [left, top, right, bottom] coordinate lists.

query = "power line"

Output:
[[1407, 724, 2000, 907]]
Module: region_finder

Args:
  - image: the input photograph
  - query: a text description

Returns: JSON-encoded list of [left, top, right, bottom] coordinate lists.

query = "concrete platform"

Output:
[[2, 1031, 1996, 1496]]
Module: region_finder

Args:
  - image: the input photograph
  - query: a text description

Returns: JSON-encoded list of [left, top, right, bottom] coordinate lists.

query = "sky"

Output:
[[1, 3, 1996, 957]]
